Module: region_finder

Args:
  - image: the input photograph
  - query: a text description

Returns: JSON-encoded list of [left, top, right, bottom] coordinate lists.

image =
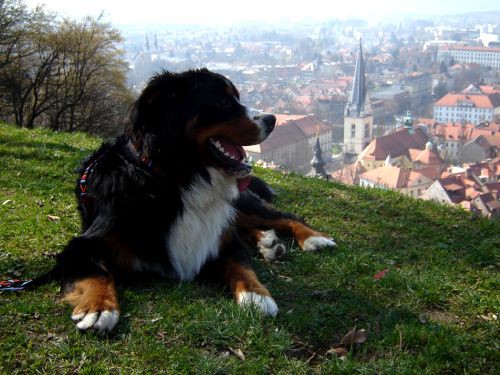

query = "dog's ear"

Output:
[[127, 71, 190, 157], [128, 72, 187, 133]]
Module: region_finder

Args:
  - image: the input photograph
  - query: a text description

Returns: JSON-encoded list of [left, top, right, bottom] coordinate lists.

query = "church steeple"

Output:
[[345, 39, 369, 117], [343, 38, 374, 159]]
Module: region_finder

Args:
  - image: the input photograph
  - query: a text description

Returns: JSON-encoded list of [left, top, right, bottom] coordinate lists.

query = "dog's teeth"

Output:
[[224, 152, 230, 157]]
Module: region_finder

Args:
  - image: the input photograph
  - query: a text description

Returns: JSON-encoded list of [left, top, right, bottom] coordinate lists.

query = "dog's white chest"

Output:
[[167, 168, 238, 281]]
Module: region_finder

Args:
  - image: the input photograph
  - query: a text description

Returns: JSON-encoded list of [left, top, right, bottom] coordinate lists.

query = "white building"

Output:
[[433, 93, 497, 125], [437, 45, 500, 69]]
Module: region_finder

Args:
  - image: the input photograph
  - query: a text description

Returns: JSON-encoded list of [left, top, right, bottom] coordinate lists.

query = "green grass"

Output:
[[0, 122, 499, 374]]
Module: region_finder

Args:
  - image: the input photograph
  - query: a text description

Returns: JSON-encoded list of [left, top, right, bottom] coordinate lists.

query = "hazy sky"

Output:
[[25, 0, 500, 26]]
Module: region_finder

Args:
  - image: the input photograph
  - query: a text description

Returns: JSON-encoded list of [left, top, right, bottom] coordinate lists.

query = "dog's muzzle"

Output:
[[247, 108, 276, 140]]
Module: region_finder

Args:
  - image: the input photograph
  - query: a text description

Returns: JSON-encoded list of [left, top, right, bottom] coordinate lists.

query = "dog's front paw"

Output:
[[258, 230, 286, 260], [237, 291, 278, 317], [71, 309, 120, 334], [65, 277, 120, 334], [301, 235, 336, 251]]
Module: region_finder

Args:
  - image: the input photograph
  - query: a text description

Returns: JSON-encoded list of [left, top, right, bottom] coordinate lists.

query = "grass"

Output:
[[0, 122, 499, 374]]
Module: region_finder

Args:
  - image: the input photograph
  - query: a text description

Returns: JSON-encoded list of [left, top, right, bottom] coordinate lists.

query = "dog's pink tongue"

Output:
[[219, 138, 245, 161], [237, 176, 251, 192]]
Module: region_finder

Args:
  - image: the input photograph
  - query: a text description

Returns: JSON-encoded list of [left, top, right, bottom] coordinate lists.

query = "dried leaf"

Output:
[[151, 317, 162, 323], [478, 313, 497, 321], [340, 327, 368, 346], [2, 199, 12, 205], [229, 347, 245, 361], [326, 346, 348, 358], [373, 268, 389, 280], [47, 215, 60, 222]]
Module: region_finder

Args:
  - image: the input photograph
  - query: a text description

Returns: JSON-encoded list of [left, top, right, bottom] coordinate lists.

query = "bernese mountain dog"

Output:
[[48, 69, 335, 334]]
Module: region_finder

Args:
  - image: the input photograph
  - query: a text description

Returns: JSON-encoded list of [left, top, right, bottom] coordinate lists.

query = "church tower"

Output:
[[343, 39, 373, 159]]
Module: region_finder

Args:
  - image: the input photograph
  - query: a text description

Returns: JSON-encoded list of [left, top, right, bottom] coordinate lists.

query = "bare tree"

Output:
[[0, 4, 132, 135]]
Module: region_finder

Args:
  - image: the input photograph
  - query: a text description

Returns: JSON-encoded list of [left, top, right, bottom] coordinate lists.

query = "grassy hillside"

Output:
[[0, 122, 498, 374]]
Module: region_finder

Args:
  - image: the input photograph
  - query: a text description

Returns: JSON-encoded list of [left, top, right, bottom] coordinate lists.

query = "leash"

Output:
[[0, 278, 33, 292]]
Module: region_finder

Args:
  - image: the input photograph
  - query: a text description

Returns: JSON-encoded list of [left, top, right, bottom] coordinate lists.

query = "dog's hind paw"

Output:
[[72, 309, 120, 334], [237, 291, 278, 317], [301, 236, 336, 251]]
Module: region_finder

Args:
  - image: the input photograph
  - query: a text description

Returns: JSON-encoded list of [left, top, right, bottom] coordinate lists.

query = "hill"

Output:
[[0, 122, 498, 374]]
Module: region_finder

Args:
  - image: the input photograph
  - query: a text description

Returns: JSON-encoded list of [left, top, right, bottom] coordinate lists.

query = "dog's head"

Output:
[[128, 69, 275, 182]]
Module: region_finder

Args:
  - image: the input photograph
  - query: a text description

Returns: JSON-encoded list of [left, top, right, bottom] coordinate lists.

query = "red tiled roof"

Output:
[[479, 85, 500, 95], [409, 147, 444, 166], [359, 127, 428, 161], [440, 45, 500, 53], [406, 170, 434, 187], [331, 161, 366, 185], [359, 165, 410, 189], [245, 121, 306, 153], [433, 122, 475, 141], [434, 93, 495, 109]]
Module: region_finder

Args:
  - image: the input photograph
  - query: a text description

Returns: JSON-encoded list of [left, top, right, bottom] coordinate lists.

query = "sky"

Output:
[[24, 0, 500, 27]]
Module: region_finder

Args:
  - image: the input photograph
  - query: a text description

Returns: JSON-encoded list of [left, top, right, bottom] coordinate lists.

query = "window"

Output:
[[351, 123, 356, 138], [364, 123, 370, 138]]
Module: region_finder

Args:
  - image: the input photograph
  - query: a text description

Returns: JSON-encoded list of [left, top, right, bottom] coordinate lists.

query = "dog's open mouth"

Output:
[[208, 137, 252, 190]]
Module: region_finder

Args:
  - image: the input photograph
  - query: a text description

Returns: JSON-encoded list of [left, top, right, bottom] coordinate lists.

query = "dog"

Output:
[[47, 69, 335, 334]]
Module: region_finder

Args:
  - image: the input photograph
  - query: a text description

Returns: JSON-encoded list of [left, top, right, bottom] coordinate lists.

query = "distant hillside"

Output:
[[0, 122, 498, 374]]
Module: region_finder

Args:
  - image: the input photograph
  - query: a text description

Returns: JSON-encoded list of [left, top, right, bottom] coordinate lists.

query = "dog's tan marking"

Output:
[[65, 277, 119, 316], [225, 260, 278, 316], [225, 260, 270, 298]]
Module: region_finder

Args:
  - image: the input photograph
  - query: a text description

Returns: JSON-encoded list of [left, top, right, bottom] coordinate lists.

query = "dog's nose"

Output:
[[255, 114, 275, 136], [261, 114, 276, 132]]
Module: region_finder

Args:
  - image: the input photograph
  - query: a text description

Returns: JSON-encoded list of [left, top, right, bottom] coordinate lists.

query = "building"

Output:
[[458, 135, 499, 164], [343, 39, 374, 159], [433, 93, 500, 125], [370, 86, 410, 120], [357, 125, 430, 171], [359, 165, 435, 198], [431, 121, 500, 162], [437, 45, 500, 69], [396, 73, 433, 112], [334, 115, 445, 193], [244, 114, 332, 174], [423, 158, 500, 217]]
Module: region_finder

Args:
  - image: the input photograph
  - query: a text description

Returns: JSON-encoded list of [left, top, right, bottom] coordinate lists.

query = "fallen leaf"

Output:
[[228, 347, 245, 361], [47, 215, 60, 222], [373, 269, 389, 280], [326, 347, 348, 358], [340, 327, 368, 346], [151, 317, 162, 323], [2, 199, 12, 205]]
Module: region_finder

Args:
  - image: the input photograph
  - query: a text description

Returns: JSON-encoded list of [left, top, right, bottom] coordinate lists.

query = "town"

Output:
[[123, 13, 500, 217]]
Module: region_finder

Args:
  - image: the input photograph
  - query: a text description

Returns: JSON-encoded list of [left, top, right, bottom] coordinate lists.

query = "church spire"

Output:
[[307, 137, 328, 179], [345, 39, 368, 117]]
